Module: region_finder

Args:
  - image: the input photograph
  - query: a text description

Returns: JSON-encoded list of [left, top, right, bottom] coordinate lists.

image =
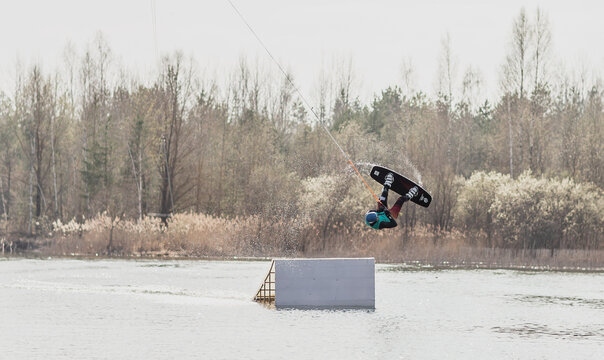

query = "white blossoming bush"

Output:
[[564, 182, 604, 248], [299, 174, 339, 217], [299, 173, 367, 227], [456, 171, 603, 250], [454, 171, 512, 245]]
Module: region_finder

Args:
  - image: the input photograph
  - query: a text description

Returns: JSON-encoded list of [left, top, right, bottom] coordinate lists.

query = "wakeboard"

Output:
[[369, 165, 432, 208]]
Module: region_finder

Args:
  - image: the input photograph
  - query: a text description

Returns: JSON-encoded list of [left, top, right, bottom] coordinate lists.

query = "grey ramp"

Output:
[[274, 258, 375, 308]]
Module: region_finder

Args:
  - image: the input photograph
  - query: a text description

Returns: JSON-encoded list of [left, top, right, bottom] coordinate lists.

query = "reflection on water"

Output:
[[1, 259, 603, 359], [138, 263, 182, 268], [492, 323, 604, 340], [512, 294, 604, 309]]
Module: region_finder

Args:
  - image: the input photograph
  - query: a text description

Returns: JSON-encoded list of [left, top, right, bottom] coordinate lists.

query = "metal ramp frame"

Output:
[[254, 260, 275, 304]]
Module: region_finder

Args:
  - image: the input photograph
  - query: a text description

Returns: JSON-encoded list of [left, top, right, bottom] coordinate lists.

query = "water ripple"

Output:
[[492, 323, 604, 340]]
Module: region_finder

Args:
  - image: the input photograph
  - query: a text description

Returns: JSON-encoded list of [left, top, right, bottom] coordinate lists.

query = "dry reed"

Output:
[[32, 213, 603, 270]]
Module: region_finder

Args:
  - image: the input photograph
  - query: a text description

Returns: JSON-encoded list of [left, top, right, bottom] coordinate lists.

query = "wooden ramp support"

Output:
[[254, 258, 375, 309], [254, 260, 275, 303]]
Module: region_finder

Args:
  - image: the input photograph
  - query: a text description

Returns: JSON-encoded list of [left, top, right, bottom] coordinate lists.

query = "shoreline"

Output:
[[3, 251, 604, 273]]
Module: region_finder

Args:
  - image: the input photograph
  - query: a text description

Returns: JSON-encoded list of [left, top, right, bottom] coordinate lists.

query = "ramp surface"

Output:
[[274, 258, 375, 309]]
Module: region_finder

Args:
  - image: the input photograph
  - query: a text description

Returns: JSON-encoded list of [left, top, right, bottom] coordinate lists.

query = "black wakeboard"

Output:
[[369, 165, 432, 208]]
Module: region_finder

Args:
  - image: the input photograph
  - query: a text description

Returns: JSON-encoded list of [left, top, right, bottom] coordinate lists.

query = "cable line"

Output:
[[226, 0, 382, 204]]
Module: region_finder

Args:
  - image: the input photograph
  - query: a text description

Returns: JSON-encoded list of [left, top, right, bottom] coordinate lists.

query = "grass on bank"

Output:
[[2, 212, 599, 270]]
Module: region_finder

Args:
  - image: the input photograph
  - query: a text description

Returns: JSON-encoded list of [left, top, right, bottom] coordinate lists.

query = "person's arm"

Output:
[[378, 185, 390, 210], [378, 173, 394, 210], [379, 210, 398, 229]]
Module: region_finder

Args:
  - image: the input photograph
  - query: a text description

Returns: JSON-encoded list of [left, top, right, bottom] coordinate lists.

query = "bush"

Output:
[[455, 171, 603, 250], [454, 171, 511, 246]]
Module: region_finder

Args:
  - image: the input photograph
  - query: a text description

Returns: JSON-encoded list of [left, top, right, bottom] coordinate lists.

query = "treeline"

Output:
[[0, 8, 602, 253]]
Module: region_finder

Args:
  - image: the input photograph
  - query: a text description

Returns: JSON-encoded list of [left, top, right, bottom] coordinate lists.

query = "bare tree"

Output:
[[437, 32, 456, 104], [399, 57, 416, 96], [582, 86, 603, 186], [0, 94, 13, 234], [50, 76, 60, 219], [501, 8, 533, 177], [156, 53, 195, 220], [521, 8, 552, 174], [532, 7, 551, 89], [18, 66, 55, 233], [79, 35, 114, 215], [461, 65, 483, 108], [272, 71, 295, 138], [313, 62, 332, 126], [332, 57, 358, 131], [503, 8, 532, 98]]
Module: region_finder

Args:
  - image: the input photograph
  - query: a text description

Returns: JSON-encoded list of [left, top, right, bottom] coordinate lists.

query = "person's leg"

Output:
[[389, 196, 407, 219]]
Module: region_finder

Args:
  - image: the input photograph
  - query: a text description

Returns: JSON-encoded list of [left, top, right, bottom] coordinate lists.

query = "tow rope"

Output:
[[226, 0, 382, 204]]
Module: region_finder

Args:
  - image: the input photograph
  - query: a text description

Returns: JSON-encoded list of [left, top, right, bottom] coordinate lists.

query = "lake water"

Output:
[[0, 258, 603, 359]]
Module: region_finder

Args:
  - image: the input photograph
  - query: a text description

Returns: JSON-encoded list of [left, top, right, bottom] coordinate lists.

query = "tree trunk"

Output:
[[83, 128, 90, 214], [51, 108, 59, 219], [508, 98, 514, 178], [138, 147, 143, 220], [28, 136, 35, 235], [107, 222, 114, 256], [0, 175, 8, 234]]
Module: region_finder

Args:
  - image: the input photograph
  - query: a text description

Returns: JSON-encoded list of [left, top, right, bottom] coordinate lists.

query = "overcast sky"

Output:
[[1, 0, 603, 103]]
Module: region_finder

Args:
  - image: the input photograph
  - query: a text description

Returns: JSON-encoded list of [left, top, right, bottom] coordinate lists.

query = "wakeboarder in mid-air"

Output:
[[364, 172, 418, 229], [364, 165, 432, 229]]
